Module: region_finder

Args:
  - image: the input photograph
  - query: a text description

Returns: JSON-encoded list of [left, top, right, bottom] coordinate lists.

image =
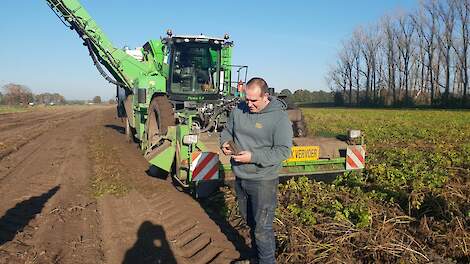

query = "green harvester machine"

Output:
[[45, 0, 366, 197]]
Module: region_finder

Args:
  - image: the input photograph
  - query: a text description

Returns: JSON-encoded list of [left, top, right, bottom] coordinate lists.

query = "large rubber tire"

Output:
[[293, 119, 308, 137], [287, 109, 308, 137], [146, 96, 175, 144]]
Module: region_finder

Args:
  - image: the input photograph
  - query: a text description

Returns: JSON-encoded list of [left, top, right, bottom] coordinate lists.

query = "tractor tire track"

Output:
[[0, 108, 79, 133], [95, 108, 242, 263], [0, 106, 105, 264], [0, 107, 97, 162], [0, 106, 245, 264]]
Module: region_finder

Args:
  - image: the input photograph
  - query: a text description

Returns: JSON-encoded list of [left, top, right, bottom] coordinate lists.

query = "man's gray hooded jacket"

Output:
[[220, 97, 293, 180]]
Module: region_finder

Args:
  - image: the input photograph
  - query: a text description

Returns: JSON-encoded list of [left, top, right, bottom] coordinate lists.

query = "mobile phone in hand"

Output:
[[227, 140, 242, 155]]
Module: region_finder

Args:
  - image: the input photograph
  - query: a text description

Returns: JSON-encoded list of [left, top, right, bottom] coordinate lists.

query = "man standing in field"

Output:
[[220, 77, 293, 264]]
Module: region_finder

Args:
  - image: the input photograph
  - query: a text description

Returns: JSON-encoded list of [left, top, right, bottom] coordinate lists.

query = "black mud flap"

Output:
[[116, 86, 127, 118], [193, 180, 223, 199], [117, 102, 126, 118]]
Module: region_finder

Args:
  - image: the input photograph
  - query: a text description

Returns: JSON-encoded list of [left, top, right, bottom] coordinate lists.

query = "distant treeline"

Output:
[[0, 83, 110, 105], [0, 83, 67, 105], [278, 89, 335, 105], [326, 0, 470, 108]]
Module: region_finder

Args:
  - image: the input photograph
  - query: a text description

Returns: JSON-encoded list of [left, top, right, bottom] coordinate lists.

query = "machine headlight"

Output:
[[183, 134, 198, 145], [348, 129, 362, 139]]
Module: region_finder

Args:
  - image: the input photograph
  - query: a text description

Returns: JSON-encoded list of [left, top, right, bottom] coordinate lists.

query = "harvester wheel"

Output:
[[287, 109, 308, 137], [146, 96, 175, 145], [293, 120, 308, 137]]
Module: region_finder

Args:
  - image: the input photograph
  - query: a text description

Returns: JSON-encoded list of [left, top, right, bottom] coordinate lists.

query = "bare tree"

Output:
[[435, 0, 456, 103], [413, 17, 428, 99], [35, 93, 66, 105], [326, 65, 346, 105], [326, 64, 345, 93], [412, 1, 439, 104], [361, 26, 381, 104], [327, 0, 469, 107], [452, 0, 470, 105], [2, 83, 33, 105], [382, 16, 399, 105], [92, 96, 102, 104], [339, 44, 354, 105], [397, 13, 416, 103], [351, 29, 363, 105]]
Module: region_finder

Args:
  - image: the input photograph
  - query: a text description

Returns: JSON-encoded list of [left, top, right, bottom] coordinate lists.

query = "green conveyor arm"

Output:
[[45, 0, 148, 90]]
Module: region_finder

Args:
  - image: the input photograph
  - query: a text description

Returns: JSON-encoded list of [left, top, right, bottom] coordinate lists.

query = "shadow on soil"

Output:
[[104, 122, 250, 260], [122, 221, 177, 264], [104, 124, 125, 135], [147, 167, 252, 260], [146, 165, 170, 181], [0, 185, 60, 245]]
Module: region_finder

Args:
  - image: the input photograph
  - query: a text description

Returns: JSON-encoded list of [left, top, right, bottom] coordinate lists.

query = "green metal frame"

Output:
[[45, 0, 361, 196], [46, 0, 234, 163], [220, 158, 348, 177]]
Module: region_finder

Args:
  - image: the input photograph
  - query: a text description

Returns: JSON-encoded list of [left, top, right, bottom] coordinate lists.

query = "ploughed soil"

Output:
[[0, 105, 245, 264]]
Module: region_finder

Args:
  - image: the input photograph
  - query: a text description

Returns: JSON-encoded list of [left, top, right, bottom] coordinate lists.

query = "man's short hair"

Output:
[[246, 77, 269, 95]]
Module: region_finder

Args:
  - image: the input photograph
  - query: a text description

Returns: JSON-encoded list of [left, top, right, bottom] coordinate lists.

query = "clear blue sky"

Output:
[[0, 0, 417, 100]]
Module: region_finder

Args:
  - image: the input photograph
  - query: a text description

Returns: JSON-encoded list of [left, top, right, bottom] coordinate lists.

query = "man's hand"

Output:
[[232, 151, 252, 163], [221, 141, 233, 155]]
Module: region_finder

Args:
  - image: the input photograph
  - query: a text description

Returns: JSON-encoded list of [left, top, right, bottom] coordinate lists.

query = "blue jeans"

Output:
[[234, 177, 278, 264]]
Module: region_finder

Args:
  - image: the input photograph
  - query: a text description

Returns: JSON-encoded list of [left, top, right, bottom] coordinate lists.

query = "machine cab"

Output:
[[164, 34, 230, 102]]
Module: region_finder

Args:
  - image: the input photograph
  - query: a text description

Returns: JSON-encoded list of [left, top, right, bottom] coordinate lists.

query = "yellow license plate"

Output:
[[286, 146, 320, 162]]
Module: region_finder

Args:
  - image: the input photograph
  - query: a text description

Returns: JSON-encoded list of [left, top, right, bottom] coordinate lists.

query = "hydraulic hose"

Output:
[[85, 39, 127, 87], [199, 98, 240, 133]]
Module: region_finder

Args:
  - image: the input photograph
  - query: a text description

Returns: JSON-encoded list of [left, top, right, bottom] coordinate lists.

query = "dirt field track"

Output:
[[0, 106, 245, 264]]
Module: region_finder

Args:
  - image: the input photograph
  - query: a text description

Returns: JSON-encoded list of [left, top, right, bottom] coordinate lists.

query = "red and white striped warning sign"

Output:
[[346, 145, 366, 170], [190, 152, 220, 181]]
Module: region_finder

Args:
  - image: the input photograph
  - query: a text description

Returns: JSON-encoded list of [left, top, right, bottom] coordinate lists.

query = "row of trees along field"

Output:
[[278, 89, 334, 104], [0, 83, 65, 105], [327, 0, 470, 107], [0, 83, 107, 105]]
